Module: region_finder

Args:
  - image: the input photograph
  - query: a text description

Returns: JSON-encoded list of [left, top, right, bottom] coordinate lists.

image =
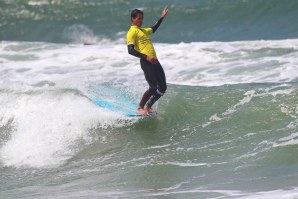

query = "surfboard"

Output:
[[87, 84, 153, 117]]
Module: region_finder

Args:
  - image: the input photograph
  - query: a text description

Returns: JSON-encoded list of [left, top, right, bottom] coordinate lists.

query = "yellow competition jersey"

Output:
[[126, 25, 157, 59]]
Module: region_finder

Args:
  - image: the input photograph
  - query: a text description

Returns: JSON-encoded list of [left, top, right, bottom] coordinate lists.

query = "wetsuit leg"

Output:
[[146, 62, 167, 108], [139, 59, 156, 108], [139, 88, 155, 108], [139, 59, 167, 108]]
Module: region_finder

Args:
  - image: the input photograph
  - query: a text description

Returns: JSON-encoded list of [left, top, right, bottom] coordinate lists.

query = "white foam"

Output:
[[238, 188, 298, 199], [274, 132, 298, 147], [159, 40, 298, 86], [1, 39, 298, 88], [62, 24, 106, 44], [0, 90, 131, 168]]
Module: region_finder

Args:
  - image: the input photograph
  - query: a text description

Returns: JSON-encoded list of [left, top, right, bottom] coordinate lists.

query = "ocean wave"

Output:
[[0, 88, 135, 168]]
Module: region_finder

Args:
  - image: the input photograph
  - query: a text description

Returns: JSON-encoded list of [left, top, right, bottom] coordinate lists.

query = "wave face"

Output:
[[1, 0, 298, 43], [1, 82, 298, 198]]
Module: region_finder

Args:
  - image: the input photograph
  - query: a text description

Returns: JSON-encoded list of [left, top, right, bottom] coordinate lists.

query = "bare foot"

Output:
[[144, 106, 157, 114], [136, 107, 148, 116]]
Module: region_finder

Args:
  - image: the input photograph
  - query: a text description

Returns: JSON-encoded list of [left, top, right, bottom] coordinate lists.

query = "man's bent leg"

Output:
[[139, 87, 155, 108], [145, 62, 167, 109], [145, 89, 164, 109], [138, 59, 159, 114]]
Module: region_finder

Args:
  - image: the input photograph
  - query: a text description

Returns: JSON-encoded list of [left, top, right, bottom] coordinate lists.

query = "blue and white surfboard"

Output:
[[87, 84, 143, 117]]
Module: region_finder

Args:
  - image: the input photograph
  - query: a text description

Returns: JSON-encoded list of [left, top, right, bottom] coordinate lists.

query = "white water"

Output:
[[1, 39, 298, 88], [0, 89, 134, 168]]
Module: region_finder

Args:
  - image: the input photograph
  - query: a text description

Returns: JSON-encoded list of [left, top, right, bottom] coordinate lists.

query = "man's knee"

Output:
[[149, 86, 157, 95], [151, 83, 167, 96], [159, 83, 167, 94]]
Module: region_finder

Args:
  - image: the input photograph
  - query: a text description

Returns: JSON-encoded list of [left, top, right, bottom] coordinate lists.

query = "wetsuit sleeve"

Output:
[[151, 17, 164, 33], [127, 44, 147, 59]]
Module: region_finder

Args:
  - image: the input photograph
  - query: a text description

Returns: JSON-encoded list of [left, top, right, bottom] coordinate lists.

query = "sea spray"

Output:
[[0, 89, 136, 168]]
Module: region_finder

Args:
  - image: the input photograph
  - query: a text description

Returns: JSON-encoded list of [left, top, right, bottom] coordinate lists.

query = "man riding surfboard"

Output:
[[126, 6, 169, 116]]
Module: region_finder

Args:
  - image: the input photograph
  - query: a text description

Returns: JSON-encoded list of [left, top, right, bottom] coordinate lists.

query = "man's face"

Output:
[[131, 13, 144, 27]]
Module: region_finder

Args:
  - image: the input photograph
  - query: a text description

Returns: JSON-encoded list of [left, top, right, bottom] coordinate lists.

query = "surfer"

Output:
[[126, 6, 169, 115]]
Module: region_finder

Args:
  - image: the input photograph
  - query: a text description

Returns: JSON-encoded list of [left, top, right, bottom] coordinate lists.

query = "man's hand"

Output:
[[146, 55, 158, 64], [162, 6, 169, 17]]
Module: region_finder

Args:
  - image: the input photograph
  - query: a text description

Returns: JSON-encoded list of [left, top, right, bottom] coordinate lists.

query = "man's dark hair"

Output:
[[131, 9, 143, 19]]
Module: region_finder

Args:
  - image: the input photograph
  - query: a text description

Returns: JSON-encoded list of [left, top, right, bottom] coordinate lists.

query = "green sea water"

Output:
[[1, 83, 298, 198], [1, 0, 298, 43]]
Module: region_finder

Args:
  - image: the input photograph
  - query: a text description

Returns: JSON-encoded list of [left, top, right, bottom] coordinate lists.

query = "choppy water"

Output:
[[1, 0, 298, 43], [1, 0, 298, 199]]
